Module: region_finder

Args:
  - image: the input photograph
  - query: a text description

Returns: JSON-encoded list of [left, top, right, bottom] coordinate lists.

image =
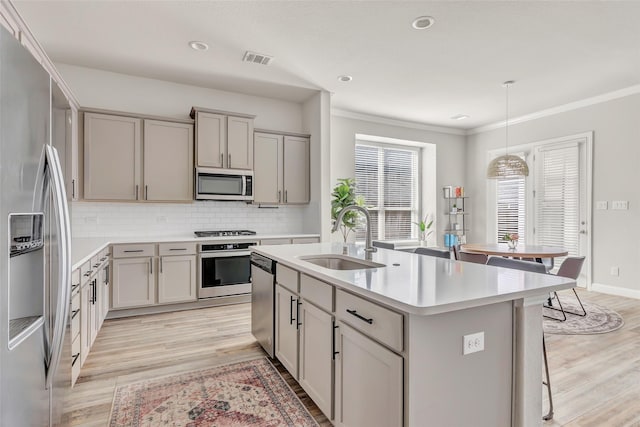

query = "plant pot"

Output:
[[507, 240, 518, 249]]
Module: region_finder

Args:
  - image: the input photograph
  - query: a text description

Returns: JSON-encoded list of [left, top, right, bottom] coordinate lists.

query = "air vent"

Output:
[[242, 51, 274, 66]]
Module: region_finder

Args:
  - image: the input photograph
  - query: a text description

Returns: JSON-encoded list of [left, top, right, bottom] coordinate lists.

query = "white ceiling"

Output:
[[14, 1, 640, 129]]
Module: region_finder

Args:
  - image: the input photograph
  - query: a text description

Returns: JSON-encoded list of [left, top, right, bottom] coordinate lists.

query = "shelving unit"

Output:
[[443, 194, 469, 248]]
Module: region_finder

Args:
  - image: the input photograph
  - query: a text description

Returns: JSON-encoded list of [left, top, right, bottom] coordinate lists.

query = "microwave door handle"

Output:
[[33, 146, 72, 389], [242, 175, 246, 196]]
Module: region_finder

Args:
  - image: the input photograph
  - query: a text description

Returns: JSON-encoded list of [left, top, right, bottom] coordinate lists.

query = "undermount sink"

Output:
[[299, 254, 385, 270]]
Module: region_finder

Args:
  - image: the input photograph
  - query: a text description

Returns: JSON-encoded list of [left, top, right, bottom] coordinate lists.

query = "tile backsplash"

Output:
[[72, 201, 306, 238]]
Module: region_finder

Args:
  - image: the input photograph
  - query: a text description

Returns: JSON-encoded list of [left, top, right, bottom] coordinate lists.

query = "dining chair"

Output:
[[452, 244, 460, 260], [414, 247, 451, 259], [372, 240, 395, 250], [459, 252, 488, 264], [485, 255, 553, 420], [544, 256, 586, 322]]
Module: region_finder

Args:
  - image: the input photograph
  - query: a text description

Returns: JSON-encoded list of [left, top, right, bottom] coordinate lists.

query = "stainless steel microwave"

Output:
[[195, 168, 254, 201]]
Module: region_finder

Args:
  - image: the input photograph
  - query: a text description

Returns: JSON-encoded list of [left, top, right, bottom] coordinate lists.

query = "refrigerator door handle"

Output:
[[33, 145, 72, 390]]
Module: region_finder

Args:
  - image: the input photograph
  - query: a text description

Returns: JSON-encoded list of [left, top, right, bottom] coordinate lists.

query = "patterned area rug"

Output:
[[109, 358, 319, 427], [543, 299, 624, 335]]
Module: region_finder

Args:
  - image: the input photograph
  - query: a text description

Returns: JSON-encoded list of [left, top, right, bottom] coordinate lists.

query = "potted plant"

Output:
[[413, 214, 434, 244], [331, 178, 365, 242]]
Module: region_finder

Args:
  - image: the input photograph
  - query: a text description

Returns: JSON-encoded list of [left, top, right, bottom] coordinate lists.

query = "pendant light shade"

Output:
[[487, 80, 529, 179]]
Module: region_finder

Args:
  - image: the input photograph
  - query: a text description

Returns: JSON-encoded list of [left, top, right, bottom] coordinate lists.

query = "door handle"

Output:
[[284, 190, 288, 203], [278, 190, 281, 203], [71, 179, 75, 199], [289, 296, 295, 325], [145, 185, 148, 200], [346, 309, 373, 324], [296, 299, 302, 330], [228, 153, 231, 168], [579, 230, 587, 235], [135, 184, 139, 200], [332, 321, 339, 360], [160, 257, 163, 274]]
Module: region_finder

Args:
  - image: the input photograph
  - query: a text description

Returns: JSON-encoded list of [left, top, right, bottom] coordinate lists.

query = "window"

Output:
[[496, 153, 526, 244], [354, 142, 420, 241]]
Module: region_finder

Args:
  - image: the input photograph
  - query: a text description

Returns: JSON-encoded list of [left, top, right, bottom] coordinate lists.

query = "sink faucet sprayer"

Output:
[[331, 205, 377, 260]]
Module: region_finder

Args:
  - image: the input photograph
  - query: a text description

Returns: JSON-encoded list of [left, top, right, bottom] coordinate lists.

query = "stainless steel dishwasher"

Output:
[[250, 253, 276, 358]]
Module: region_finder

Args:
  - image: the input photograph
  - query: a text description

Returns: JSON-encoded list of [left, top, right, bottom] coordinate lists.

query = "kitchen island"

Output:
[[251, 242, 574, 427]]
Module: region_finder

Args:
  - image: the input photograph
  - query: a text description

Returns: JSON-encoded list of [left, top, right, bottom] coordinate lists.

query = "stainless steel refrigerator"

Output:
[[0, 25, 72, 427]]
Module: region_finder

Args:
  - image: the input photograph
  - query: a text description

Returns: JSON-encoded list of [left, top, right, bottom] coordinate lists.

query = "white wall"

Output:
[[330, 114, 467, 244], [466, 92, 640, 297]]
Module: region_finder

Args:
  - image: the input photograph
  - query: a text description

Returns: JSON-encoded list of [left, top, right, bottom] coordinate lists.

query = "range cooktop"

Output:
[[194, 230, 257, 238]]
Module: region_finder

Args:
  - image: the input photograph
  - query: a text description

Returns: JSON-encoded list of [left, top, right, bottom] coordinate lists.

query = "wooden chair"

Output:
[[372, 240, 395, 250], [459, 252, 488, 264], [544, 256, 586, 322], [414, 247, 451, 259], [486, 255, 553, 420]]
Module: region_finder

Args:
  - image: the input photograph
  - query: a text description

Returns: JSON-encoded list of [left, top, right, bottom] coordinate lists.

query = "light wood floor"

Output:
[[63, 291, 640, 426]]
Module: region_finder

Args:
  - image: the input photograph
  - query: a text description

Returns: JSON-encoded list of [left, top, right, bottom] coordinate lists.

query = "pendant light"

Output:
[[486, 80, 529, 178]]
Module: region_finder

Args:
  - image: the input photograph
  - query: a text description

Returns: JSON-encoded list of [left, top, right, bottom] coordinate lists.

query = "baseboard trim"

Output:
[[591, 283, 640, 300]]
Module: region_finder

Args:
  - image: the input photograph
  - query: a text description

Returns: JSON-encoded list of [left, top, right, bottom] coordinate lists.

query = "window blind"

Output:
[[534, 144, 580, 261], [496, 175, 526, 244], [354, 143, 419, 241]]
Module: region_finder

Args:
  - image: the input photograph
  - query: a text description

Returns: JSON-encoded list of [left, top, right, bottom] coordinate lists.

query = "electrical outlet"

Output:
[[463, 332, 485, 355], [610, 266, 620, 276], [596, 201, 608, 210], [612, 201, 629, 210]]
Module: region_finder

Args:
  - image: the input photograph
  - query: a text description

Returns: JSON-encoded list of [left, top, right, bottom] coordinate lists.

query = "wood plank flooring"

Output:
[[63, 290, 640, 426]]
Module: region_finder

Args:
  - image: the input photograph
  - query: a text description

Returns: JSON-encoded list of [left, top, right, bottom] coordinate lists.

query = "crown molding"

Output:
[[331, 108, 467, 136], [469, 84, 640, 135]]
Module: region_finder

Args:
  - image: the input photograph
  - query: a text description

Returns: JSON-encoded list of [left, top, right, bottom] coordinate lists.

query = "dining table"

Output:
[[460, 243, 568, 268]]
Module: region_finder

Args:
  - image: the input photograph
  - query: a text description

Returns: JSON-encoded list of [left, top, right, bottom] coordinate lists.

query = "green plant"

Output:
[[413, 214, 434, 241], [331, 178, 365, 242]]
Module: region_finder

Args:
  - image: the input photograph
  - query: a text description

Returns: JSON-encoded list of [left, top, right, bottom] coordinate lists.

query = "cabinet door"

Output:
[[143, 120, 194, 201], [227, 116, 254, 170], [84, 112, 141, 200], [90, 279, 98, 347], [253, 132, 282, 204], [70, 108, 80, 200], [334, 322, 403, 427], [275, 284, 299, 379], [158, 255, 197, 304], [299, 301, 334, 419], [112, 257, 155, 309], [80, 284, 91, 366], [100, 263, 110, 327], [196, 112, 225, 168], [283, 136, 310, 204]]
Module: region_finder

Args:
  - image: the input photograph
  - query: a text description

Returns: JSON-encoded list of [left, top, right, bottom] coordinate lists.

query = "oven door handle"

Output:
[[199, 251, 252, 259]]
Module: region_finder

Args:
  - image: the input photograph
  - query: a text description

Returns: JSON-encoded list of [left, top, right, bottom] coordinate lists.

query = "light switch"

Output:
[[612, 201, 629, 210], [596, 201, 608, 210]]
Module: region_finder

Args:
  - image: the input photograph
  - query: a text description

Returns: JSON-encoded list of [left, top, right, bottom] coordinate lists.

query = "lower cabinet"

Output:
[[158, 254, 197, 304], [334, 321, 403, 427], [80, 281, 91, 366], [275, 283, 299, 378], [112, 257, 155, 309], [99, 261, 110, 327]]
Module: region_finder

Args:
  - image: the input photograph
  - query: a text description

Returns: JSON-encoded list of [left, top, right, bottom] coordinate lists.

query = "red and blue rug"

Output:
[[109, 358, 318, 426]]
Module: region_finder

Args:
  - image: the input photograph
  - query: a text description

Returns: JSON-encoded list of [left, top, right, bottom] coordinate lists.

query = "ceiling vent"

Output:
[[242, 51, 274, 66]]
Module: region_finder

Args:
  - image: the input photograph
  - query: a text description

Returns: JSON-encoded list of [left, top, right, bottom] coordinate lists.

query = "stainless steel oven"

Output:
[[196, 168, 253, 201], [198, 241, 256, 298]]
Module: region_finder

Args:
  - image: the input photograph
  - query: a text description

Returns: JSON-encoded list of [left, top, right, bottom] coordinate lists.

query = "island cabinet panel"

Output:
[[299, 301, 334, 420], [334, 321, 403, 427], [275, 284, 299, 379], [335, 289, 403, 352]]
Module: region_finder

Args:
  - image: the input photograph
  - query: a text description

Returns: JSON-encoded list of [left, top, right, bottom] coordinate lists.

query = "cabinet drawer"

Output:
[[72, 269, 81, 293], [335, 289, 403, 352], [158, 242, 196, 256], [71, 335, 81, 386], [112, 243, 155, 258], [98, 247, 110, 263], [261, 238, 291, 246], [300, 274, 333, 312], [276, 264, 299, 293], [292, 237, 320, 244], [80, 261, 93, 285]]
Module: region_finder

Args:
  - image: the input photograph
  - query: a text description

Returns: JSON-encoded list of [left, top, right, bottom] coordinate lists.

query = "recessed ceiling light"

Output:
[[451, 114, 470, 120], [412, 16, 435, 30], [337, 75, 353, 82], [189, 41, 209, 51]]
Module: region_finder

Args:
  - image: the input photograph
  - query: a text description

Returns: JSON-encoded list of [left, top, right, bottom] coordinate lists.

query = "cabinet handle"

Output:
[[289, 296, 295, 325], [296, 299, 302, 330], [71, 309, 80, 319], [71, 283, 80, 292], [124, 250, 144, 253], [284, 190, 288, 203], [83, 271, 91, 277], [93, 263, 100, 269], [160, 257, 163, 274], [93, 279, 97, 305], [220, 153, 223, 166], [71, 353, 80, 366], [278, 190, 281, 203], [150, 258, 153, 275], [145, 185, 148, 200], [169, 248, 187, 251], [346, 309, 373, 324], [228, 153, 231, 168], [332, 321, 339, 360], [71, 179, 75, 199], [135, 184, 139, 200], [100, 257, 107, 262]]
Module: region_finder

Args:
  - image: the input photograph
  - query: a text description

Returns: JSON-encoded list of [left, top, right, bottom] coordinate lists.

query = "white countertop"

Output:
[[252, 242, 575, 316], [71, 233, 319, 270]]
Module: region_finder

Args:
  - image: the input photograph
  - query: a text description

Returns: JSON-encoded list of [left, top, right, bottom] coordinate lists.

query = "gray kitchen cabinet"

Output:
[[83, 112, 142, 200], [334, 321, 403, 427], [143, 120, 194, 201], [112, 257, 155, 309], [80, 278, 91, 366], [158, 254, 197, 304], [193, 108, 254, 170], [275, 283, 300, 379], [253, 131, 309, 204]]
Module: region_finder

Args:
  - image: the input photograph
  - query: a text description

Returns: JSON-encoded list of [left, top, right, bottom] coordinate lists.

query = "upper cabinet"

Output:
[[83, 111, 194, 202], [254, 131, 310, 205], [191, 107, 255, 170], [143, 120, 193, 202], [84, 112, 142, 201]]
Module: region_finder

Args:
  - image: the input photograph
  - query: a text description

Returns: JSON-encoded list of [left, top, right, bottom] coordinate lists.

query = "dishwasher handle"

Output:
[[250, 253, 276, 274]]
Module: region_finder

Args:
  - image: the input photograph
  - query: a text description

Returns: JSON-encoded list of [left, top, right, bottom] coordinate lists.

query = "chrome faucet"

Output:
[[331, 205, 377, 260]]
